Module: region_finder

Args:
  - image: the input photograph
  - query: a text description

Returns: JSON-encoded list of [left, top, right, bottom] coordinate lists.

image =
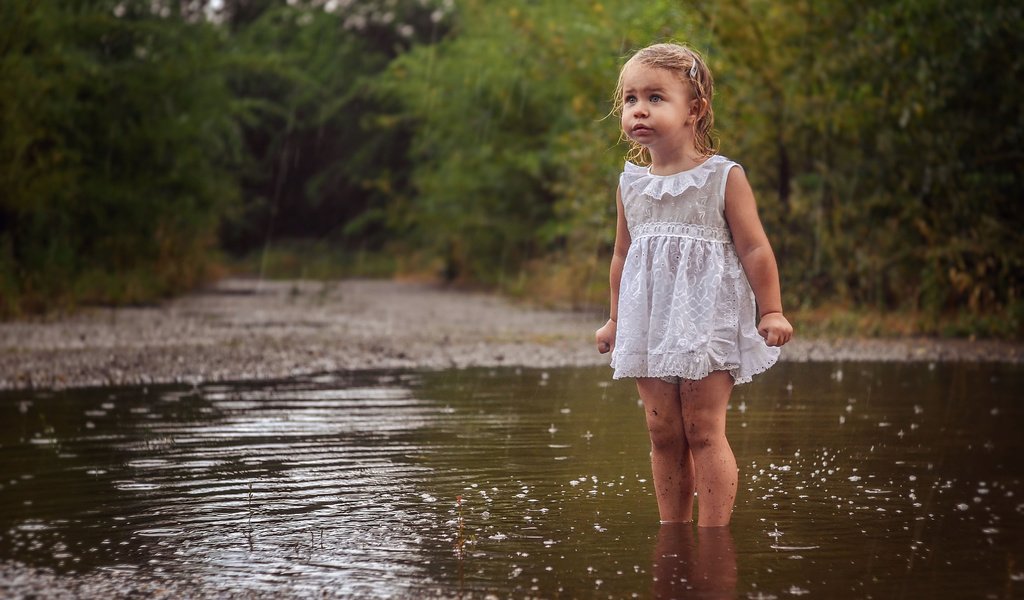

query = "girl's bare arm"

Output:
[[723, 167, 793, 347], [596, 186, 631, 353]]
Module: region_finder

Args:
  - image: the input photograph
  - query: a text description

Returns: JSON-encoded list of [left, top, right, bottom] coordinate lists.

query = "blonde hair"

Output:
[[612, 43, 717, 164]]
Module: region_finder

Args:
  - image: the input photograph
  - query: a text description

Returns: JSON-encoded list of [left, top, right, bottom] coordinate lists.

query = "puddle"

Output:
[[0, 363, 1021, 597]]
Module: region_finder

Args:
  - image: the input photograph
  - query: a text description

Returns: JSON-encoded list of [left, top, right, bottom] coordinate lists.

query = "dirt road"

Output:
[[1, 278, 1019, 390]]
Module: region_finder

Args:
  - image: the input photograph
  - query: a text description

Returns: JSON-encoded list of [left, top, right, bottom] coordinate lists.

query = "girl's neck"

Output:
[[648, 145, 708, 176]]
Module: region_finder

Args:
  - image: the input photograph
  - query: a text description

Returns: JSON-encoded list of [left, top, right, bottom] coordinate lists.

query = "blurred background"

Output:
[[1, 0, 1020, 338]]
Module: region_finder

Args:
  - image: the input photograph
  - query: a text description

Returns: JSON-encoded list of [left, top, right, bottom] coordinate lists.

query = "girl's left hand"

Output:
[[758, 312, 793, 347]]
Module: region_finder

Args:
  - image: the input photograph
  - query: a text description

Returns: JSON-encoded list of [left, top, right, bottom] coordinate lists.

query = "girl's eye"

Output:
[[650, 95, 662, 103], [624, 95, 637, 104]]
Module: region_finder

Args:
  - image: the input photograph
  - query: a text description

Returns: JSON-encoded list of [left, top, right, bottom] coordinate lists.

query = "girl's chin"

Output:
[[627, 135, 654, 146]]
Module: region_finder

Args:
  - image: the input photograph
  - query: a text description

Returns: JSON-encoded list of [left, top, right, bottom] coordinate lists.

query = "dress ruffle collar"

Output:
[[622, 155, 725, 200]]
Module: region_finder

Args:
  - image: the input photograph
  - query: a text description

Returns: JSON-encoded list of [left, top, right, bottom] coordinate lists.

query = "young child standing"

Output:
[[595, 43, 793, 527]]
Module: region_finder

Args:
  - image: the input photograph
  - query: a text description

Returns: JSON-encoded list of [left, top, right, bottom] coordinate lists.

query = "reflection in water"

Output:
[[0, 363, 1022, 598], [652, 523, 737, 600], [0, 375, 442, 596]]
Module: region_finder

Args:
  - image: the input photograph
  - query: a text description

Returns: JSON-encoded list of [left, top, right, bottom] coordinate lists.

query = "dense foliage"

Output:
[[699, 0, 1024, 331], [1, 0, 238, 312], [1, 0, 1021, 336], [384, 0, 1024, 335]]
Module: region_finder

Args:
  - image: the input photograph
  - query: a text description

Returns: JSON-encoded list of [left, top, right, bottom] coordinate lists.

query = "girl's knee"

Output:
[[646, 412, 684, 451], [683, 413, 726, 449], [680, 373, 732, 444]]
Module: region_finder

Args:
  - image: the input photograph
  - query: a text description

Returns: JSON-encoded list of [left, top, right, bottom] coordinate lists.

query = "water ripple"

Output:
[[0, 364, 1022, 599]]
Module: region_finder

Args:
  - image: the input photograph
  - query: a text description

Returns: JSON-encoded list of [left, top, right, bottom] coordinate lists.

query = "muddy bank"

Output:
[[1, 278, 1020, 390]]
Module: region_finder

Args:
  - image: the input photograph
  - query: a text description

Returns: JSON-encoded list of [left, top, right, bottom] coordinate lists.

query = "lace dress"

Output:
[[610, 155, 779, 385]]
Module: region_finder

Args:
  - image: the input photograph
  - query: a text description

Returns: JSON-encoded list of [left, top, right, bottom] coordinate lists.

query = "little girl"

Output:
[[595, 43, 793, 527]]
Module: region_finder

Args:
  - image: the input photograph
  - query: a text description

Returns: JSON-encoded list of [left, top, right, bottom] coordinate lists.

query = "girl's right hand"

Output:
[[595, 318, 617, 354]]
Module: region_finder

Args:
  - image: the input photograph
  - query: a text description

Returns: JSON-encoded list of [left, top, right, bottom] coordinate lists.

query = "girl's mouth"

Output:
[[632, 125, 652, 134]]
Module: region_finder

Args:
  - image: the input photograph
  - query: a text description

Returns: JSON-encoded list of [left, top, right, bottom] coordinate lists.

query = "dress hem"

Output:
[[610, 349, 779, 386]]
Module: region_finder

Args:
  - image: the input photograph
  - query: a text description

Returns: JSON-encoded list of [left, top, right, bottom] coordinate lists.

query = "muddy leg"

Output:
[[637, 377, 695, 522], [681, 371, 737, 527]]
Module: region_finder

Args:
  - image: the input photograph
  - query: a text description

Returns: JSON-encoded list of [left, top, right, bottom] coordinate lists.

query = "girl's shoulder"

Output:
[[620, 154, 736, 177], [620, 155, 735, 200]]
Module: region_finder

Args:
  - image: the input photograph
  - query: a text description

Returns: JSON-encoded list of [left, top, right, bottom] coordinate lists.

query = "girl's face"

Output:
[[620, 63, 697, 154]]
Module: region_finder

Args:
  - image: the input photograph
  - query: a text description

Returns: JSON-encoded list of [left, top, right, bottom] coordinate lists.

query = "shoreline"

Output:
[[1, 278, 1021, 391]]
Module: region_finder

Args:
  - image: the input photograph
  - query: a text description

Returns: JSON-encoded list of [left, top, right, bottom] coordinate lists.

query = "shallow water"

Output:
[[0, 362, 1021, 598]]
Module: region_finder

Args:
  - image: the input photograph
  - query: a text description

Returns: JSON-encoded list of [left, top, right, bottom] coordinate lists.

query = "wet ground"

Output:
[[2, 278, 1021, 390], [1, 362, 1021, 598]]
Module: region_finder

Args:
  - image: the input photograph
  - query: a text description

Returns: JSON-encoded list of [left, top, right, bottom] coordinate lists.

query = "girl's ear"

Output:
[[691, 97, 708, 121]]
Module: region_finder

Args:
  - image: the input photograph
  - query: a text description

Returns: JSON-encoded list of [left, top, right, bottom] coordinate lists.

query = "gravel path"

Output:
[[0, 278, 1020, 390]]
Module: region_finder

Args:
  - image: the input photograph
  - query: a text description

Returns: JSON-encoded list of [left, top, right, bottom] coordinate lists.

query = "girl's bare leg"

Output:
[[636, 377, 695, 522], [681, 371, 737, 527]]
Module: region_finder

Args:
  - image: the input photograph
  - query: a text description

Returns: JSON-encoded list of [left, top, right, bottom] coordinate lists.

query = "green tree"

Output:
[[377, 0, 703, 294], [859, 0, 1023, 324], [0, 0, 239, 313], [695, 0, 1023, 333], [219, 0, 453, 255]]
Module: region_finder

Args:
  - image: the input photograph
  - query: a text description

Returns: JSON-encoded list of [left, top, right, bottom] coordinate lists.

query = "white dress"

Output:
[[610, 155, 779, 385]]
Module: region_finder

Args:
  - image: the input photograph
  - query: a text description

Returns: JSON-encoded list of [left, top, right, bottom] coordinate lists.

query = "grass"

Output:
[[500, 254, 607, 311], [788, 303, 1023, 340], [226, 240, 400, 281], [234, 242, 1020, 340], [10, 237, 1015, 341]]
